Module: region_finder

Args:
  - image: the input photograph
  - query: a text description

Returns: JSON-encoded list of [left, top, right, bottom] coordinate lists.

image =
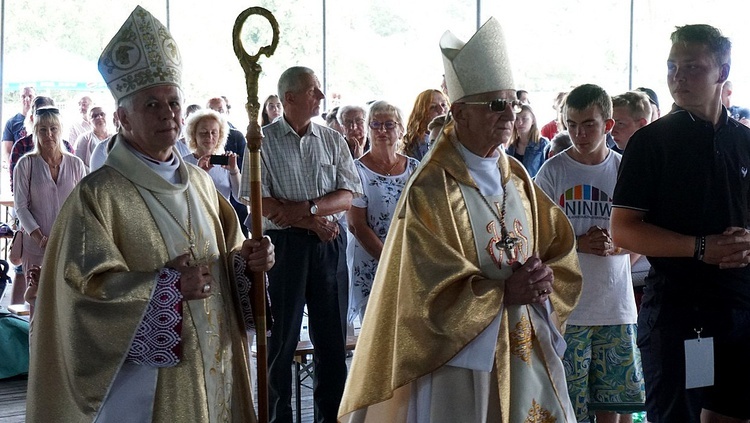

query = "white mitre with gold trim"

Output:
[[440, 17, 515, 103], [98, 6, 182, 102]]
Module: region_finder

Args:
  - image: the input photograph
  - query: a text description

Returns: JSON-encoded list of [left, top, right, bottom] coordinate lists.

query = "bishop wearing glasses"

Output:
[[338, 17, 582, 423]]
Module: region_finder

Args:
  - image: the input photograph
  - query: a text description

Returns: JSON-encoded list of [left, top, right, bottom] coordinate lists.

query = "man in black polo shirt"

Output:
[[612, 24, 750, 423]]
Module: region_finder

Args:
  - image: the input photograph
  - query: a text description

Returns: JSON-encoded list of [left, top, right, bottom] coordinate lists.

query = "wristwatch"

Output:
[[309, 200, 318, 215]]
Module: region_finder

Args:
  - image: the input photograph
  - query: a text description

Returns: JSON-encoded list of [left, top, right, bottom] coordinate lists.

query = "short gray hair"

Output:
[[337, 105, 366, 125], [277, 66, 315, 104], [117, 92, 136, 111], [117, 87, 185, 110], [367, 100, 405, 134]]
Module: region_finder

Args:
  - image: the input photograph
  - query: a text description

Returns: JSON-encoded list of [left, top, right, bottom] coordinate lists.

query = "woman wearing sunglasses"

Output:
[[347, 101, 419, 323], [13, 106, 87, 318]]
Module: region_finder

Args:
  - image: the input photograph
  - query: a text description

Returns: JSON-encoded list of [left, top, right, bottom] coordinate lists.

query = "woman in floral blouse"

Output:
[[347, 101, 419, 323]]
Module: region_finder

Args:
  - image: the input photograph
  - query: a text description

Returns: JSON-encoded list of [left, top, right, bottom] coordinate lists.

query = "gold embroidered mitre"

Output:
[[98, 6, 182, 102], [440, 17, 514, 102]]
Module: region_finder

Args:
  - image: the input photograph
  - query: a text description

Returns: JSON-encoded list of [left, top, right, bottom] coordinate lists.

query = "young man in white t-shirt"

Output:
[[535, 84, 645, 423]]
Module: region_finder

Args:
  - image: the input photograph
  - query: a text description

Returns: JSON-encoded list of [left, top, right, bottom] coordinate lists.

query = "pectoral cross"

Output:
[[188, 240, 214, 267], [496, 230, 520, 261]]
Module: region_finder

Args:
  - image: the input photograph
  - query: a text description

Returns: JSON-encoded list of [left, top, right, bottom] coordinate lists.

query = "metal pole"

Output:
[[322, 0, 327, 112], [476, 0, 481, 31], [165, 0, 170, 31], [1, 0, 6, 126], [628, 0, 634, 89]]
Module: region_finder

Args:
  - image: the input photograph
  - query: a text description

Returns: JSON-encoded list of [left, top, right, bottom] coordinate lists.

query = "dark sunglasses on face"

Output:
[[459, 99, 523, 113], [35, 106, 60, 116]]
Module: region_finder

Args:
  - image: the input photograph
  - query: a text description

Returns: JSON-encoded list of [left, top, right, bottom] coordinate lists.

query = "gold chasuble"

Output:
[[338, 127, 582, 423], [26, 135, 256, 423]]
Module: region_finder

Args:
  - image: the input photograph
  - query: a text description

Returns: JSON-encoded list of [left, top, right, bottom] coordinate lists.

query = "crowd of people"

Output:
[[2, 5, 749, 423]]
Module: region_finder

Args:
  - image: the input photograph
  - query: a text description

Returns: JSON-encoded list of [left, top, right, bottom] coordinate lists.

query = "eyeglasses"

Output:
[[458, 99, 522, 113], [35, 106, 59, 116], [369, 120, 398, 131]]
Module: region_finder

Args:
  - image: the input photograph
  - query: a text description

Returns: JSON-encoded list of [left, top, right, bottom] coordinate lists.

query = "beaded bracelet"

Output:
[[694, 235, 706, 261]]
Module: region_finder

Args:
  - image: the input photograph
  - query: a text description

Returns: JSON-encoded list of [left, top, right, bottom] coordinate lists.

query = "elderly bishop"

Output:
[[26, 6, 273, 423], [338, 18, 582, 423]]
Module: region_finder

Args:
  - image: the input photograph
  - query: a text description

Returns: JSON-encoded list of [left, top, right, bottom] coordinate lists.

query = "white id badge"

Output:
[[684, 337, 714, 389]]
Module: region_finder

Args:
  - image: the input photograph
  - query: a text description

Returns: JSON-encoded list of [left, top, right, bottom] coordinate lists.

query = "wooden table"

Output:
[[7, 304, 29, 316]]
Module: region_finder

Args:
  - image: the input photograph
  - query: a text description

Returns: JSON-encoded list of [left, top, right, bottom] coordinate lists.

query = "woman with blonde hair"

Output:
[[14, 106, 87, 316], [348, 100, 419, 322], [507, 104, 549, 177], [402, 89, 449, 161], [183, 109, 241, 202]]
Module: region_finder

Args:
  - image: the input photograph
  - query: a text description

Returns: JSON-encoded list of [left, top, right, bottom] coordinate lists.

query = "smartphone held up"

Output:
[[209, 155, 230, 166]]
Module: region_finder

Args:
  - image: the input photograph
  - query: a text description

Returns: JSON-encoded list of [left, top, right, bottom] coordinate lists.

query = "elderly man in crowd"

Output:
[[26, 7, 273, 422], [67, 94, 93, 145], [338, 17, 581, 423], [242, 66, 362, 423], [338, 105, 369, 159]]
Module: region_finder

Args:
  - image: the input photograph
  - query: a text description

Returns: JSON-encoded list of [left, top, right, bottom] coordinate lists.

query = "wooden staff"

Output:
[[232, 8, 279, 423]]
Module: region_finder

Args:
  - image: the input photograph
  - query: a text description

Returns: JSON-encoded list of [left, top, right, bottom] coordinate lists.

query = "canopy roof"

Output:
[[2, 47, 106, 92]]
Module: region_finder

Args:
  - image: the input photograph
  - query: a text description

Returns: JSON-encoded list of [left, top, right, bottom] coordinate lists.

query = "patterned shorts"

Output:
[[563, 324, 645, 420]]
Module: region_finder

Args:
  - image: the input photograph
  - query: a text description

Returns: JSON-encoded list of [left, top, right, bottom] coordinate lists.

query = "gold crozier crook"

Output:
[[232, 7, 278, 423]]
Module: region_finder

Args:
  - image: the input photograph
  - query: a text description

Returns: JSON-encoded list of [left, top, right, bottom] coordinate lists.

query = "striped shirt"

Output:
[[240, 116, 362, 230]]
